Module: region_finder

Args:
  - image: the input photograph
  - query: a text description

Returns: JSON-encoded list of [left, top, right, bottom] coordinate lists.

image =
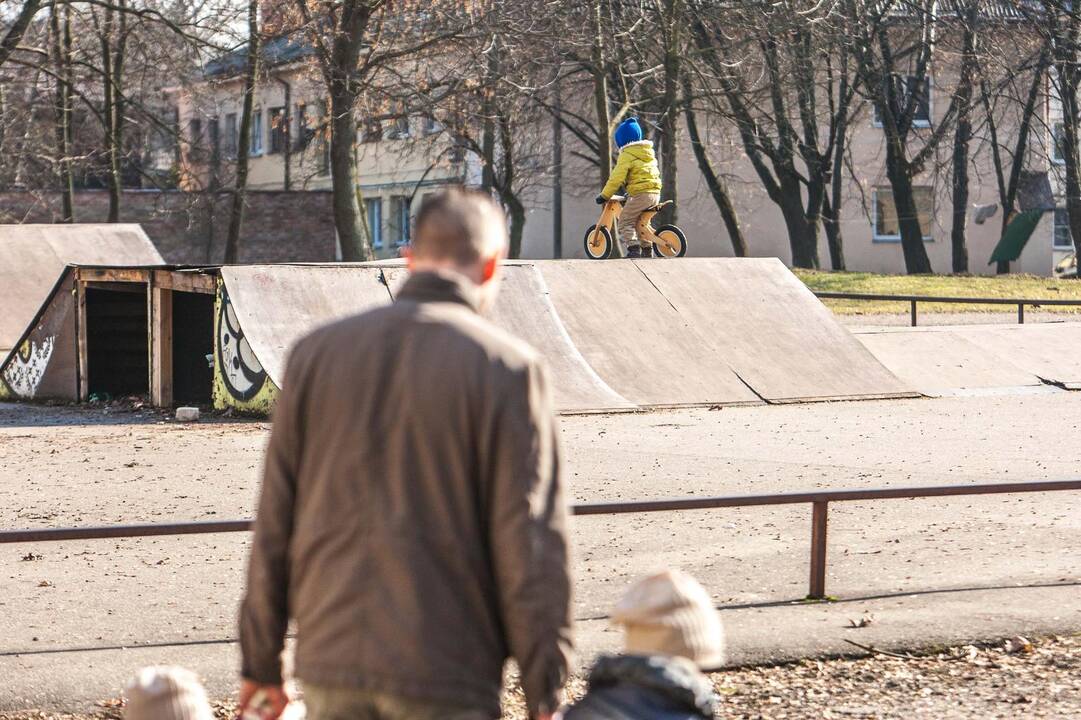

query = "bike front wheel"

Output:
[[653, 224, 687, 258], [583, 224, 614, 260]]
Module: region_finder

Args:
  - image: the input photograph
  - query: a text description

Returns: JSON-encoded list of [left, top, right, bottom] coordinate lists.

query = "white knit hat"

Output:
[[124, 666, 214, 720], [611, 569, 726, 670]]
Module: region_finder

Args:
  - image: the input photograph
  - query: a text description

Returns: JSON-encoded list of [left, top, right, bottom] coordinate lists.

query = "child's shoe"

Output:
[[640, 245, 654, 258], [626, 246, 642, 259]]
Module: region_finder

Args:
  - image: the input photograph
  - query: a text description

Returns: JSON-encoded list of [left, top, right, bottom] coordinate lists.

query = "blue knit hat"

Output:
[[614, 118, 643, 148]]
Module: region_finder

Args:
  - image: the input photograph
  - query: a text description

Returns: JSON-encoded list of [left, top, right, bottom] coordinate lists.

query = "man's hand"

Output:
[[238, 679, 289, 719], [595, 195, 606, 205]]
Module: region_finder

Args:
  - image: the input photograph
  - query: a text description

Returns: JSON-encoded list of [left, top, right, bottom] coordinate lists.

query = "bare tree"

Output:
[[224, 0, 258, 264]]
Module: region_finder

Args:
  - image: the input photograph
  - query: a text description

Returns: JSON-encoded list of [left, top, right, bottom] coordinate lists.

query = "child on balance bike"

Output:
[[595, 117, 663, 258]]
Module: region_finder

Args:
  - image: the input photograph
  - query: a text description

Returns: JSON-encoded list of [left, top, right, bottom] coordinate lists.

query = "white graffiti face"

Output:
[[217, 292, 266, 400], [3, 337, 55, 399]]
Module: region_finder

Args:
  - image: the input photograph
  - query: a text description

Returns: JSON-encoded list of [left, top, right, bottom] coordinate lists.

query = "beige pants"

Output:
[[618, 192, 660, 251], [303, 684, 493, 720]]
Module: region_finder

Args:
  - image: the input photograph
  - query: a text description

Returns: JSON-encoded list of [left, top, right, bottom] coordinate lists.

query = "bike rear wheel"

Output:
[[653, 224, 687, 258], [584, 224, 614, 260]]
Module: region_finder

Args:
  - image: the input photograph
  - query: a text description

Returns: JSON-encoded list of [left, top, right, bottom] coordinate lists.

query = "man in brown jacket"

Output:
[[237, 189, 573, 720]]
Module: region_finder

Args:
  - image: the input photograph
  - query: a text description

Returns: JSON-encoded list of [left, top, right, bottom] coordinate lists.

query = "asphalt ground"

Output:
[[2, 390, 1079, 712]]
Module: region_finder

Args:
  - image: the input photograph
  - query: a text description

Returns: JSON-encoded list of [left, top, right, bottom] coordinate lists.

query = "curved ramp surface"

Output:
[[382, 264, 634, 412], [634, 258, 914, 402], [0, 224, 161, 356], [219, 265, 393, 387], [537, 260, 761, 407]]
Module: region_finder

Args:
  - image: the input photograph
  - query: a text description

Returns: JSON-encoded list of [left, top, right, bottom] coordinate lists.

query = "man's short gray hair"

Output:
[[412, 187, 507, 266]]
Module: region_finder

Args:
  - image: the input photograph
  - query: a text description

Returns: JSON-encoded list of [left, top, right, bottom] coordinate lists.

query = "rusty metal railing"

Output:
[[813, 291, 1081, 326], [3, 479, 1080, 599]]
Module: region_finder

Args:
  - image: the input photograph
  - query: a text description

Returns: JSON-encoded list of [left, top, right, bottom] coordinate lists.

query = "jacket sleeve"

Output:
[[487, 358, 573, 718], [600, 151, 632, 199], [238, 347, 308, 684]]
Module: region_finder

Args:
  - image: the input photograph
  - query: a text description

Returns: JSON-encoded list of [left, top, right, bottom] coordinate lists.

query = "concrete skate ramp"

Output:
[[537, 260, 762, 406], [0, 224, 161, 356], [631, 258, 914, 402], [219, 265, 393, 387], [956, 323, 1081, 389], [856, 328, 1042, 396], [382, 264, 635, 412]]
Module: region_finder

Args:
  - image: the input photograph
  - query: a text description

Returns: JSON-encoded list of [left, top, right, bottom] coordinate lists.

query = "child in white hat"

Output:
[[124, 666, 214, 720], [561, 569, 724, 720]]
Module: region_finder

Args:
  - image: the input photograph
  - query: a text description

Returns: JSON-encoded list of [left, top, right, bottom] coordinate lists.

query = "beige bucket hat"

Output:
[[611, 569, 726, 671]]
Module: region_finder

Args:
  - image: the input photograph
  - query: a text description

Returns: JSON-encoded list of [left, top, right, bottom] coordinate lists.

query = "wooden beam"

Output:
[[152, 270, 216, 294], [77, 267, 149, 283], [150, 284, 174, 407], [76, 280, 88, 401]]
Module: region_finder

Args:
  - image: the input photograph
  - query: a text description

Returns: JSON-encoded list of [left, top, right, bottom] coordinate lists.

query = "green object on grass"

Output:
[[989, 208, 1044, 265]]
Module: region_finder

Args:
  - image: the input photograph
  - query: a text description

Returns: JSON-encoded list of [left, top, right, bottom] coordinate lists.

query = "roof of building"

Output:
[[203, 29, 315, 79]]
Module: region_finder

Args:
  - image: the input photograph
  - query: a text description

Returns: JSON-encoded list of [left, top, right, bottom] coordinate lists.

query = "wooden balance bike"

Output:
[[583, 194, 688, 259]]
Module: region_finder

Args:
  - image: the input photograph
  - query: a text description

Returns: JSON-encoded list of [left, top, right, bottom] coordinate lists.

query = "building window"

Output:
[[1054, 208, 1075, 249], [224, 114, 238, 158], [874, 75, 932, 128], [362, 119, 383, 143], [249, 108, 263, 155], [268, 106, 286, 154], [1053, 122, 1067, 165], [387, 114, 411, 140], [423, 116, 442, 136], [295, 103, 312, 150], [873, 186, 934, 242], [189, 118, 202, 147], [366, 197, 383, 249], [390, 196, 412, 246]]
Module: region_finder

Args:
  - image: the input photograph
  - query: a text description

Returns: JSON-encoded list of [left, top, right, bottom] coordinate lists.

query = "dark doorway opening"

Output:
[[172, 292, 214, 405], [86, 285, 149, 398]]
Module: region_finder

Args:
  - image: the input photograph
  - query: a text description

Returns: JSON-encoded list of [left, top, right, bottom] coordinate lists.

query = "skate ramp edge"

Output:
[[0, 224, 161, 356]]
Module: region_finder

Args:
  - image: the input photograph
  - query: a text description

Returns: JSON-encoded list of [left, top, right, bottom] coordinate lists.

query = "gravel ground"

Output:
[[2, 635, 1078, 719]]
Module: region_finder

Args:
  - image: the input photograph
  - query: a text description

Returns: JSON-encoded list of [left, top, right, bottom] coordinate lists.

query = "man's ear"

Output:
[[480, 254, 499, 284], [404, 247, 415, 271]]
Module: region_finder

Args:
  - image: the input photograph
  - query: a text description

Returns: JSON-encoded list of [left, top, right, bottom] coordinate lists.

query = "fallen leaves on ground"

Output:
[[2, 636, 1079, 720]]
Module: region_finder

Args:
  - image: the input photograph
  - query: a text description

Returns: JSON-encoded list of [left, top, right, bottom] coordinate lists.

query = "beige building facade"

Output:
[[173, 44, 1068, 275]]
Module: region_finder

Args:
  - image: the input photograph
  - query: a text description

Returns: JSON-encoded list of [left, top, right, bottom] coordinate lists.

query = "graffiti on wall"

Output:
[[213, 285, 277, 415], [217, 288, 267, 400], [2, 337, 55, 399]]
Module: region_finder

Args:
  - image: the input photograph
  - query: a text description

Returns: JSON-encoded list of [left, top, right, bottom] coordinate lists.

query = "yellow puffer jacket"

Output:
[[601, 140, 663, 198]]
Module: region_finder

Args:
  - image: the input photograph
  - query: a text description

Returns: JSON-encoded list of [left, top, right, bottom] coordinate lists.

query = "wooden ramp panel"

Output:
[[382, 264, 634, 412], [219, 265, 393, 387], [635, 258, 913, 402], [856, 328, 1041, 396], [957, 323, 1081, 389], [536, 260, 761, 407]]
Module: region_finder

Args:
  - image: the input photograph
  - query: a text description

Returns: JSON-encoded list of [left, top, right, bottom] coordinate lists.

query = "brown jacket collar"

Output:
[[397, 269, 483, 313]]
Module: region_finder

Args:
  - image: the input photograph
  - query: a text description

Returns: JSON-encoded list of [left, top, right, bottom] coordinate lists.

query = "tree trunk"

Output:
[[950, 113, 972, 274], [0, 0, 43, 69], [591, 0, 611, 181], [822, 193, 845, 271], [778, 181, 818, 268], [949, 3, 978, 274], [552, 76, 563, 259], [884, 142, 933, 274], [225, 0, 259, 264], [98, 0, 126, 222], [684, 97, 746, 256], [658, 0, 682, 227], [50, 4, 74, 222], [1061, 63, 1081, 272], [330, 90, 371, 261]]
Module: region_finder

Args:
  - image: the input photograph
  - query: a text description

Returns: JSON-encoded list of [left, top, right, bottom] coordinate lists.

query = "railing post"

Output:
[[1018, 303, 1025, 324], [808, 501, 829, 599], [910, 300, 918, 327]]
